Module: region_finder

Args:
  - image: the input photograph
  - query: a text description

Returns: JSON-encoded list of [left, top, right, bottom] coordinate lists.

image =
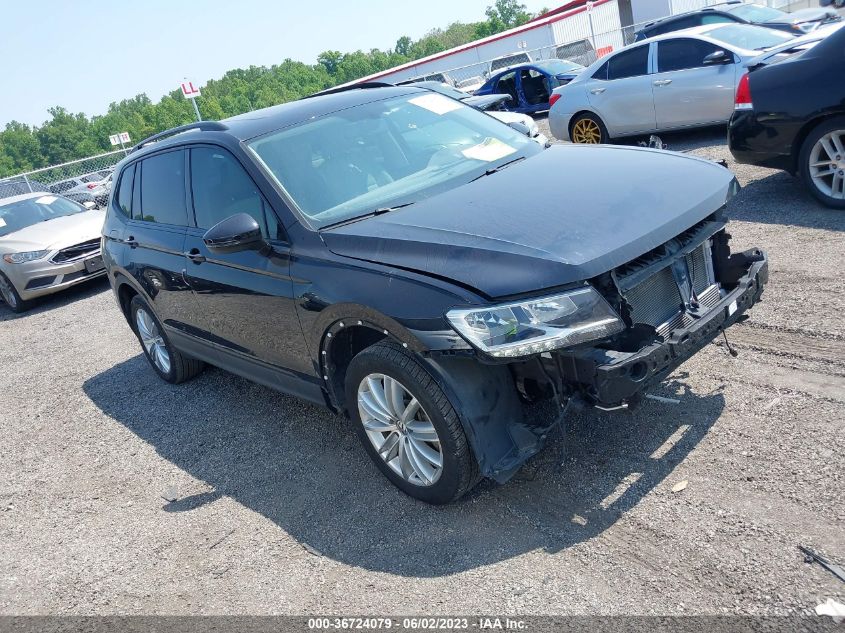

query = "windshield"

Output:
[[703, 24, 794, 50], [726, 4, 785, 23], [248, 92, 540, 228], [0, 195, 85, 238], [535, 59, 584, 75]]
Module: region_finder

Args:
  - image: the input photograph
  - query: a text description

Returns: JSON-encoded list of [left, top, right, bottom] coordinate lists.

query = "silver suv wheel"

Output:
[[357, 373, 443, 487], [136, 307, 171, 374]]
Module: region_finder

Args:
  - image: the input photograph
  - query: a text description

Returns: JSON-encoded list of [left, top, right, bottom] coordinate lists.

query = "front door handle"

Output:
[[653, 79, 673, 87], [185, 248, 206, 264], [122, 235, 138, 247], [590, 87, 606, 95]]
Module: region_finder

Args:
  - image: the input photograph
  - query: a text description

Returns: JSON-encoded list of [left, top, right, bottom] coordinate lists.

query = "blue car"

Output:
[[475, 59, 584, 114]]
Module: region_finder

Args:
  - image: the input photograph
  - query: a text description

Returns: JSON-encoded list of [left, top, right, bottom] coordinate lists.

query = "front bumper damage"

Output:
[[556, 251, 768, 408], [425, 247, 768, 483]]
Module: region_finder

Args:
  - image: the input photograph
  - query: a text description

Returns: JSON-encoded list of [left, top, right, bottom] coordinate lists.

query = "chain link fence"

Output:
[[0, 149, 126, 208]]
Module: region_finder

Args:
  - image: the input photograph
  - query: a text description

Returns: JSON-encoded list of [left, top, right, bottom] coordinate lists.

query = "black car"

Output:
[[634, 2, 841, 41], [728, 25, 845, 208], [102, 86, 768, 504]]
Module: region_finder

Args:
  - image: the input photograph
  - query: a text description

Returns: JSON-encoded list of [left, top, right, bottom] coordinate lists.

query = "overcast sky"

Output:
[[1, 0, 551, 128]]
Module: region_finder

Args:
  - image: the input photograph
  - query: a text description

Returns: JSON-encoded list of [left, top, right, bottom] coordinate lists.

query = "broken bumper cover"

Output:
[[558, 251, 768, 407]]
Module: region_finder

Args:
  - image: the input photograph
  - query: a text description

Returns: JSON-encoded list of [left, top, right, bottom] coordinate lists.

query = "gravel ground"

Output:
[[0, 124, 843, 617]]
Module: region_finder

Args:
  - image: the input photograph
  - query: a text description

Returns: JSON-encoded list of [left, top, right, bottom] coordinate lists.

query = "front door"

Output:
[[180, 145, 316, 395], [652, 38, 738, 129]]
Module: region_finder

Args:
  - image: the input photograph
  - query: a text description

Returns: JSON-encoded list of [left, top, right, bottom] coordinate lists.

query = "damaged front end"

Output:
[[427, 210, 768, 483]]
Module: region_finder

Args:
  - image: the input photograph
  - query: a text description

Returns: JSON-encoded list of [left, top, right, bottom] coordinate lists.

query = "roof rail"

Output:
[[304, 81, 396, 99], [129, 121, 228, 153]]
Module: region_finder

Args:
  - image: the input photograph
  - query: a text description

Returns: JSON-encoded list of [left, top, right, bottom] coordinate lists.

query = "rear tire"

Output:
[[0, 272, 31, 313], [345, 341, 479, 504], [129, 296, 204, 384], [570, 112, 609, 144], [799, 116, 845, 209]]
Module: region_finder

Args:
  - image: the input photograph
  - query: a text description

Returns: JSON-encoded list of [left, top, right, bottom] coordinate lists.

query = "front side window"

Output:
[[138, 150, 188, 226], [190, 147, 280, 240], [248, 92, 538, 229], [606, 45, 650, 80], [658, 38, 725, 72]]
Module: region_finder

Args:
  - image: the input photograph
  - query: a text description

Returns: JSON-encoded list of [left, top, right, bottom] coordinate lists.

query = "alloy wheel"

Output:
[[572, 118, 602, 144], [135, 308, 171, 374], [357, 373, 443, 487], [0, 276, 17, 308], [809, 130, 845, 200]]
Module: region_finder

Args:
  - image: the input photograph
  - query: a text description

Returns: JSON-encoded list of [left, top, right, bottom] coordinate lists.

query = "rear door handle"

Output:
[[653, 79, 673, 87], [590, 87, 606, 94], [185, 248, 206, 264]]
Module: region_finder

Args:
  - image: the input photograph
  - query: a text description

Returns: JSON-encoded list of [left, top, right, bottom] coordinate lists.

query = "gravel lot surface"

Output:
[[1, 124, 843, 616]]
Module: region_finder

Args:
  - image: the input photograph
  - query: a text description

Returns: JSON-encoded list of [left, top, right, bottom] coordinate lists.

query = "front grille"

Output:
[[51, 239, 100, 264], [622, 240, 718, 337]]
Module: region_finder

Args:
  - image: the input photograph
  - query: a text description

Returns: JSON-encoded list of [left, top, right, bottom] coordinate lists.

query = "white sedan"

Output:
[[547, 23, 797, 144]]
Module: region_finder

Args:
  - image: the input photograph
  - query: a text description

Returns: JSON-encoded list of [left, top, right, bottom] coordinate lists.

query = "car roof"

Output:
[[633, 23, 755, 48], [124, 85, 422, 162]]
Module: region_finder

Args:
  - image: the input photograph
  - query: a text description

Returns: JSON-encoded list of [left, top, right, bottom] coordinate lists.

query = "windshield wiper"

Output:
[[320, 202, 415, 230], [469, 156, 526, 182]]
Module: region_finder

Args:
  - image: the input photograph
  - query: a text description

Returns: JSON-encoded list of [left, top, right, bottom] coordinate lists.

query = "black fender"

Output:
[[422, 354, 560, 483]]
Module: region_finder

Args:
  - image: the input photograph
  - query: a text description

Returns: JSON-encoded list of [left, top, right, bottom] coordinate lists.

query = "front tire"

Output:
[[570, 112, 609, 144], [0, 272, 30, 313], [129, 296, 204, 384], [345, 341, 479, 504], [799, 116, 845, 209]]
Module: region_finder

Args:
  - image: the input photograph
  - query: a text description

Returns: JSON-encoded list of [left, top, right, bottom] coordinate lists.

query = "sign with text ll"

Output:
[[181, 80, 201, 99], [108, 134, 121, 146]]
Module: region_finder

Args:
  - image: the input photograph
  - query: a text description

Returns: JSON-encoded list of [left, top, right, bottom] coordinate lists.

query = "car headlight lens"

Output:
[[3, 250, 50, 264], [446, 286, 624, 358]]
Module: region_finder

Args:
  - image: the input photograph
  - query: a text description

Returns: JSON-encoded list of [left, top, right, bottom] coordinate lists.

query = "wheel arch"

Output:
[[113, 273, 142, 325], [791, 112, 845, 174], [569, 109, 607, 140], [316, 304, 429, 413]]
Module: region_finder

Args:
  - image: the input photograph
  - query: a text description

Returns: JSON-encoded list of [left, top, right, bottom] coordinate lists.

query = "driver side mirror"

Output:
[[202, 213, 266, 254], [703, 50, 732, 65]]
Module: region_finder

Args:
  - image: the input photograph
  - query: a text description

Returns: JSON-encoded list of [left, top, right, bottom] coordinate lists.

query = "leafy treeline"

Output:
[[0, 0, 540, 179]]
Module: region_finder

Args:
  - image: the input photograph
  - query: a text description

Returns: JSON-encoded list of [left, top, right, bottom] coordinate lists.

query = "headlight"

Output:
[[446, 286, 624, 358], [3, 250, 50, 264]]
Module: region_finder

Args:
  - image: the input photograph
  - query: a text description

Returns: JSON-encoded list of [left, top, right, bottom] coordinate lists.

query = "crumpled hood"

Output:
[[322, 145, 737, 299], [0, 210, 105, 254]]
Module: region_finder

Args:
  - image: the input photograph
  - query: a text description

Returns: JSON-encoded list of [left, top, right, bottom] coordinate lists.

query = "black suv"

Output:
[[102, 86, 768, 504]]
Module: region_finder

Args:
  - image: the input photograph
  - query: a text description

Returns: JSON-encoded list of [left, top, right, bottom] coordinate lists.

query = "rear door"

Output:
[[585, 43, 656, 136], [652, 38, 738, 129], [181, 145, 315, 391], [125, 149, 194, 333]]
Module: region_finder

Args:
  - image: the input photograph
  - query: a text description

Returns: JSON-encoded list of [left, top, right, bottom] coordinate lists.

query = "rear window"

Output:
[[138, 150, 188, 226]]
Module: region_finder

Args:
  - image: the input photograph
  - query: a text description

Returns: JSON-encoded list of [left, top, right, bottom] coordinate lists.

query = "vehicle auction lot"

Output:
[[1, 126, 843, 615]]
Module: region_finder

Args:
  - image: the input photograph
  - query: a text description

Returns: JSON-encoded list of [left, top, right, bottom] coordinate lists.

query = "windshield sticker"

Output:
[[35, 195, 57, 205], [409, 93, 462, 115], [461, 137, 517, 162]]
